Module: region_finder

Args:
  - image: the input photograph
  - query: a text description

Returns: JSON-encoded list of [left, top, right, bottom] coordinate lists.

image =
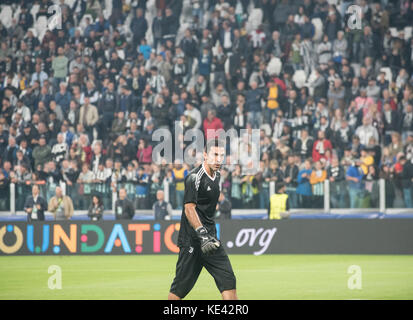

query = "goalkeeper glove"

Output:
[[196, 226, 220, 255]]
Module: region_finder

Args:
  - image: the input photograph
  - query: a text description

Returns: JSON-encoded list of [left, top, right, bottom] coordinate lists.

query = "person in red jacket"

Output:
[[203, 109, 224, 140], [312, 130, 333, 162], [137, 138, 153, 164]]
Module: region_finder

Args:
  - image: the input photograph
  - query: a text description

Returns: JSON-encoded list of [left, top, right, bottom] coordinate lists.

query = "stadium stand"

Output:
[[1, 0, 413, 220]]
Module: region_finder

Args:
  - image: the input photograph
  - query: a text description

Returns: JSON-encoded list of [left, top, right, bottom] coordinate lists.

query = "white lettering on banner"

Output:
[[347, 265, 362, 290], [229, 228, 277, 255], [47, 265, 62, 289]]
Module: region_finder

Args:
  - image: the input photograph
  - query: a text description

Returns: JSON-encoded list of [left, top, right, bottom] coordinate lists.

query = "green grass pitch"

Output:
[[1, 255, 412, 299]]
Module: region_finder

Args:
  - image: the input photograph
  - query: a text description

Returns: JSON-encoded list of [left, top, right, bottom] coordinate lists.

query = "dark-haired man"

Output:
[[168, 139, 237, 300]]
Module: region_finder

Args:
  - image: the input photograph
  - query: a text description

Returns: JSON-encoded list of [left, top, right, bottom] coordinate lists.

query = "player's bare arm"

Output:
[[184, 202, 203, 230]]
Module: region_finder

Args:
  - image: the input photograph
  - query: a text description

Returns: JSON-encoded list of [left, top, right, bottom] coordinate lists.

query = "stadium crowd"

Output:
[[1, 0, 413, 219]]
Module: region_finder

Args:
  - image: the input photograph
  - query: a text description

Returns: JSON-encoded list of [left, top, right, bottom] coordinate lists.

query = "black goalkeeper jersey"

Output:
[[177, 163, 221, 247]]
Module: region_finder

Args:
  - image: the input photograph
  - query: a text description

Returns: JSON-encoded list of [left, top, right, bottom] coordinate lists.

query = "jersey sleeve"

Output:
[[183, 173, 198, 205]]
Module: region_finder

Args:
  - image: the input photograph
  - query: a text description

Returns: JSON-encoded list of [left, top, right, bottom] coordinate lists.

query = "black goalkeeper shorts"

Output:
[[169, 244, 236, 299]]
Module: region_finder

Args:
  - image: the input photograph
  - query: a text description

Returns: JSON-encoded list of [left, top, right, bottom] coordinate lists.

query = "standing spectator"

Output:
[[114, 188, 135, 220], [312, 130, 333, 162], [131, 8, 148, 49], [203, 109, 224, 141], [297, 159, 313, 208], [153, 189, 173, 220], [172, 160, 188, 210], [310, 160, 327, 209], [284, 154, 299, 209], [327, 157, 347, 208], [51, 47, 69, 91], [24, 185, 47, 222], [135, 166, 149, 209], [355, 117, 379, 146], [216, 192, 232, 220], [400, 156, 413, 208], [48, 186, 74, 220], [180, 29, 198, 77], [0, 171, 10, 210], [246, 81, 263, 129], [79, 96, 99, 142], [152, 10, 164, 51], [51, 133, 68, 164], [32, 136, 52, 168], [346, 160, 365, 209], [88, 195, 104, 221]]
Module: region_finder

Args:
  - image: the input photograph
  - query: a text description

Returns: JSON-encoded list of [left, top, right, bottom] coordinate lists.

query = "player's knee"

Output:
[[168, 292, 181, 300], [222, 289, 238, 300]]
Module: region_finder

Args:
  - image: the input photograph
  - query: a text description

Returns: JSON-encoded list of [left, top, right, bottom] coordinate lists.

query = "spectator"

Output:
[[246, 81, 263, 129], [48, 186, 74, 221], [297, 159, 313, 208], [327, 157, 346, 208], [24, 185, 47, 222], [312, 130, 333, 162], [114, 188, 135, 220], [88, 194, 104, 221], [216, 192, 232, 220], [400, 156, 413, 208], [32, 136, 52, 168], [346, 160, 365, 209], [310, 160, 327, 208], [79, 96, 99, 142], [153, 189, 173, 220]]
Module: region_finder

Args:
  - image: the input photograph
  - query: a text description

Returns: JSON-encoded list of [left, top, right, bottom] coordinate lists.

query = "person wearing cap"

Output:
[[268, 182, 290, 220]]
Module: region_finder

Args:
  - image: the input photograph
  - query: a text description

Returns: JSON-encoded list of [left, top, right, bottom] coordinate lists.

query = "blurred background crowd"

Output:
[[1, 0, 413, 217]]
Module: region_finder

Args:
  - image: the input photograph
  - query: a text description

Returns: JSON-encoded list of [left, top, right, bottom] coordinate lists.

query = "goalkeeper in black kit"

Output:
[[168, 138, 237, 300]]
